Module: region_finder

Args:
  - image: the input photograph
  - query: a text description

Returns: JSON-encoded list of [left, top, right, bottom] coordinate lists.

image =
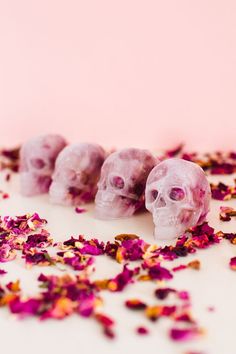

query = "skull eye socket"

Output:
[[65, 169, 77, 182], [169, 187, 185, 201], [98, 180, 107, 190], [149, 189, 158, 202], [110, 176, 125, 189], [30, 158, 46, 169]]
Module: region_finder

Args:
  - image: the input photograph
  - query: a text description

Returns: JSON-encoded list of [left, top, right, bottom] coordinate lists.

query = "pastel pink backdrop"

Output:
[[0, 1, 236, 151]]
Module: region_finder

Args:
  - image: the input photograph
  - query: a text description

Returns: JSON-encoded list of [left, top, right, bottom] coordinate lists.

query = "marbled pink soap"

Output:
[[145, 158, 211, 240], [20, 134, 67, 196], [95, 148, 157, 219], [49, 143, 105, 206]]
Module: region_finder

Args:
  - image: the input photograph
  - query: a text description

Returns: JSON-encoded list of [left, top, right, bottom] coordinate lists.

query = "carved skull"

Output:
[[49, 143, 105, 206], [20, 134, 67, 196], [145, 158, 211, 240], [95, 148, 157, 219]]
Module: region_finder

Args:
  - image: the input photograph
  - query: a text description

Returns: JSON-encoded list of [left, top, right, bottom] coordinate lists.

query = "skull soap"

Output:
[[49, 143, 105, 206], [145, 158, 211, 241], [20, 134, 67, 196], [95, 148, 157, 219]]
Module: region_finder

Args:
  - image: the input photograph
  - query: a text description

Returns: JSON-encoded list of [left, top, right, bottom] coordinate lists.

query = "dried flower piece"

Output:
[[75, 207, 87, 214], [181, 150, 236, 175], [0, 147, 20, 172], [9, 297, 42, 317], [147, 263, 173, 281], [95, 313, 115, 339], [188, 260, 201, 270], [172, 264, 187, 272], [56, 250, 94, 271], [155, 288, 176, 300], [0, 191, 9, 200], [211, 181, 236, 201], [173, 260, 200, 272], [58, 236, 105, 256], [222, 232, 236, 244], [229, 257, 236, 270], [0, 244, 17, 262], [136, 326, 149, 335], [6, 280, 21, 292], [24, 250, 54, 267], [177, 291, 190, 301], [107, 265, 139, 292], [125, 299, 147, 310], [219, 206, 236, 221], [145, 305, 162, 321], [169, 327, 202, 341]]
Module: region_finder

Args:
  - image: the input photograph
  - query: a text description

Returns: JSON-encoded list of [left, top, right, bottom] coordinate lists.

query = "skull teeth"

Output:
[[154, 215, 179, 226]]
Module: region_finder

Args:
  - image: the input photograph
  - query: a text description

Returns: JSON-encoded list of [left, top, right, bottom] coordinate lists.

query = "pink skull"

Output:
[[95, 148, 157, 219], [145, 158, 211, 240], [20, 134, 67, 196], [49, 143, 105, 206]]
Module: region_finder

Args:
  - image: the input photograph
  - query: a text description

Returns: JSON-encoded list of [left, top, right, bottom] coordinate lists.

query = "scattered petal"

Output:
[[229, 257, 236, 270]]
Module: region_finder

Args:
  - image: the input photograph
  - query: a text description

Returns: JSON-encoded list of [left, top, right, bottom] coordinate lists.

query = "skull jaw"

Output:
[[20, 173, 52, 196], [95, 203, 136, 219], [152, 207, 200, 241], [95, 191, 138, 220], [49, 182, 95, 206], [153, 224, 186, 241]]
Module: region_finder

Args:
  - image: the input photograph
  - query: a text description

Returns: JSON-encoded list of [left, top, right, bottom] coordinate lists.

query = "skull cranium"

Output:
[[49, 143, 105, 206], [95, 148, 156, 219], [145, 158, 211, 240], [20, 134, 67, 196]]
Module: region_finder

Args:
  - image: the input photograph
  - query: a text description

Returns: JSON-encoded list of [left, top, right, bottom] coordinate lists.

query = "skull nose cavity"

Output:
[[99, 191, 116, 203], [30, 158, 46, 169], [66, 169, 77, 182], [156, 196, 166, 208]]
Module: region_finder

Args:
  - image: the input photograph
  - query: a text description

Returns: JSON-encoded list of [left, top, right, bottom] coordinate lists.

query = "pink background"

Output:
[[0, 1, 236, 151]]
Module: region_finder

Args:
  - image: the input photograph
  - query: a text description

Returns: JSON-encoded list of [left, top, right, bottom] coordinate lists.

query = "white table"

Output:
[[0, 172, 235, 354]]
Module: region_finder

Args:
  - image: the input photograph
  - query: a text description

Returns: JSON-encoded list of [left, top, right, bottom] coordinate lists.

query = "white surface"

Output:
[[0, 172, 236, 354]]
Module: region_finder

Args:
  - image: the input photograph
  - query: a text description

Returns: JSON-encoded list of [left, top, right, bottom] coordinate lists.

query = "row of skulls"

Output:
[[19, 135, 211, 240]]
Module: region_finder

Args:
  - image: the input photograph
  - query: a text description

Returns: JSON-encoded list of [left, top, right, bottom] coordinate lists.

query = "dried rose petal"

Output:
[[136, 326, 149, 335], [147, 263, 173, 281], [56, 251, 94, 271], [229, 257, 236, 270], [23, 250, 54, 266], [180, 150, 236, 175], [9, 297, 42, 316], [178, 291, 190, 301], [125, 299, 147, 310], [107, 265, 139, 292], [75, 207, 87, 214], [219, 206, 236, 221], [170, 327, 202, 341], [6, 280, 21, 292], [172, 264, 187, 272], [155, 288, 176, 300], [211, 182, 233, 201]]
